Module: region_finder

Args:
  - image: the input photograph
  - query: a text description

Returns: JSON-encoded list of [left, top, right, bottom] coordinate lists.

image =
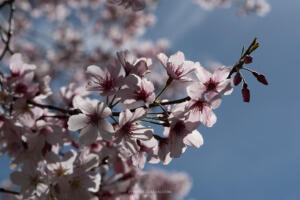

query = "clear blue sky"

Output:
[[143, 0, 300, 199], [1, 0, 300, 199]]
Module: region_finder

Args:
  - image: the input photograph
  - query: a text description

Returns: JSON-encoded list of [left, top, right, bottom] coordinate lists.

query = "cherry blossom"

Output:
[[163, 103, 204, 158], [157, 51, 198, 83], [86, 61, 124, 96], [117, 50, 152, 77], [194, 65, 233, 99], [68, 96, 114, 145], [186, 83, 221, 127], [115, 108, 153, 154], [118, 74, 155, 108]]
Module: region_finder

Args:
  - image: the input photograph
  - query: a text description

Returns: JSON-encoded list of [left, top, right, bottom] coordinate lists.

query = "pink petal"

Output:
[[195, 66, 211, 83], [169, 132, 185, 158], [212, 67, 231, 82]]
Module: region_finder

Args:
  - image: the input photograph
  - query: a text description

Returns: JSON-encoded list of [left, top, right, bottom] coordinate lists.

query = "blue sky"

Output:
[[143, 0, 300, 199], [1, 0, 300, 199]]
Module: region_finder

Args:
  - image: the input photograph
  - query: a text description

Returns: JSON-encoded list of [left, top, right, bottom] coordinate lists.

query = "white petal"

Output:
[[98, 119, 114, 141], [73, 96, 94, 115], [131, 108, 146, 121], [212, 66, 231, 83], [97, 102, 111, 118], [68, 114, 89, 131], [157, 53, 168, 67], [169, 51, 185, 66], [86, 65, 105, 78], [79, 125, 98, 146], [119, 109, 133, 127], [184, 130, 203, 148], [187, 82, 205, 100]]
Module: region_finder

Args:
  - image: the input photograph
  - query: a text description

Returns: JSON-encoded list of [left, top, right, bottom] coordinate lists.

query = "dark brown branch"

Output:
[[26, 96, 191, 118], [27, 100, 80, 115], [0, 187, 19, 195]]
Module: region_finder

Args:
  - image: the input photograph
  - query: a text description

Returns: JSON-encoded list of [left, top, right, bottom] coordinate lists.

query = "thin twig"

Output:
[[0, 0, 15, 60]]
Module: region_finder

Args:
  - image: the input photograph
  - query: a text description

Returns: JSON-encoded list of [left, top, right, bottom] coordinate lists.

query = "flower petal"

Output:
[[68, 114, 89, 131]]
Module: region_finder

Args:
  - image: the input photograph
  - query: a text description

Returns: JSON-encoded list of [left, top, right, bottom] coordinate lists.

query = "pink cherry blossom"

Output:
[[86, 61, 124, 96], [163, 103, 204, 158], [118, 74, 155, 108], [68, 96, 114, 145], [115, 108, 153, 154], [117, 50, 152, 77], [194, 65, 233, 99], [186, 82, 222, 127], [157, 51, 198, 83]]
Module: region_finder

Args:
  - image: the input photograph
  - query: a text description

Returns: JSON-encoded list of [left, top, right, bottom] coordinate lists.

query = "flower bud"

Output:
[[244, 55, 253, 64], [242, 83, 250, 102], [252, 72, 268, 85], [233, 72, 242, 86]]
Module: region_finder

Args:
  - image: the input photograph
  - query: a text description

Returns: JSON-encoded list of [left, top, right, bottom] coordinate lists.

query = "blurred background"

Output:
[[1, 0, 300, 199]]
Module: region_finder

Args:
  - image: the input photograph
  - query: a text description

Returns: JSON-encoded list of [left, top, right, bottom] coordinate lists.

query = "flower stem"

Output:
[[155, 78, 172, 101]]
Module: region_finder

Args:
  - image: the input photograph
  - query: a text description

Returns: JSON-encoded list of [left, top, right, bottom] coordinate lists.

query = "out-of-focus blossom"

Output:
[[108, 0, 146, 11]]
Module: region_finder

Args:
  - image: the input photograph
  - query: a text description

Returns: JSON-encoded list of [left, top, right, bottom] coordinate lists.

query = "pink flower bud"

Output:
[[244, 55, 253, 64], [242, 83, 250, 102], [233, 72, 242, 86], [252, 72, 268, 85]]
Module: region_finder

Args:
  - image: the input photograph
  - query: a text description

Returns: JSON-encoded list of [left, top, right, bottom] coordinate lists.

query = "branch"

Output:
[[27, 100, 80, 115], [0, 0, 15, 61], [0, 187, 19, 195]]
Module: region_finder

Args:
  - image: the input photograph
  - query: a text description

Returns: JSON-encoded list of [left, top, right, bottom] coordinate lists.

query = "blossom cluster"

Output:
[[195, 0, 270, 17], [0, 43, 246, 199]]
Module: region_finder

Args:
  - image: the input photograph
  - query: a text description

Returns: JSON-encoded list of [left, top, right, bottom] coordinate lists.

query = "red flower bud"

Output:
[[242, 83, 250, 102], [233, 72, 242, 86], [244, 55, 253, 64], [252, 72, 268, 85]]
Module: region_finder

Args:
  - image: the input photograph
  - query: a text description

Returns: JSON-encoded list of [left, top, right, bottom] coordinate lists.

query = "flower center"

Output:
[[135, 87, 149, 101], [121, 122, 133, 135], [15, 83, 27, 94], [172, 120, 185, 135], [88, 113, 99, 126], [100, 74, 115, 92], [190, 100, 206, 112], [205, 78, 218, 92]]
